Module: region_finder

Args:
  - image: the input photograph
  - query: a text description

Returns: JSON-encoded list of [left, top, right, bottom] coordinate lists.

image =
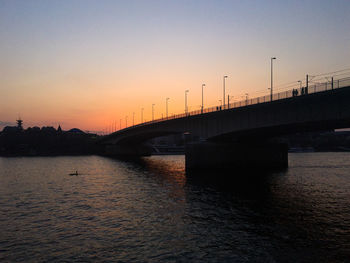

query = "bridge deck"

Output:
[[102, 76, 350, 144]]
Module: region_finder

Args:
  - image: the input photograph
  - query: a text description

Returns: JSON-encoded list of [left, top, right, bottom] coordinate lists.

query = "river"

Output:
[[0, 153, 349, 262]]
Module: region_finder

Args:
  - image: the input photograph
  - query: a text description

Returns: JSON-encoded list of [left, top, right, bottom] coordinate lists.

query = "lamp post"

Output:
[[223, 75, 228, 108], [245, 93, 249, 105], [132, 112, 135, 126], [270, 57, 276, 101], [219, 99, 222, 108], [228, 95, 233, 108], [201, 84, 205, 113], [152, 104, 155, 121], [166, 98, 169, 118], [120, 119, 121, 130], [141, 108, 144, 123], [125, 116, 128, 127], [185, 90, 189, 114], [298, 80, 302, 89]]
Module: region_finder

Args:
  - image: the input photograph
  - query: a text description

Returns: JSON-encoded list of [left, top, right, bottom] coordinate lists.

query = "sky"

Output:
[[1, 0, 350, 132]]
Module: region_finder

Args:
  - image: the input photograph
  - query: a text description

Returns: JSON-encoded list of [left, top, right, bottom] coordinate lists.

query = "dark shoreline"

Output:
[[2, 149, 350, 158]]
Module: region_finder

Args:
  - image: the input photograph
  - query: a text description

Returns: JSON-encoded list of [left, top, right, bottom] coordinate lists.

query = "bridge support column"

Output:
[[185, 142, 288, 171]]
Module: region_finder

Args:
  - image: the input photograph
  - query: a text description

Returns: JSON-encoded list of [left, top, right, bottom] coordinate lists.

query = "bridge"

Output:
[[101, 76, 350, 170]]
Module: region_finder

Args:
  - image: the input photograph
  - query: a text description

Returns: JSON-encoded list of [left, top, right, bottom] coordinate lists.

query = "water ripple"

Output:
[[0, 154, 349, 262]]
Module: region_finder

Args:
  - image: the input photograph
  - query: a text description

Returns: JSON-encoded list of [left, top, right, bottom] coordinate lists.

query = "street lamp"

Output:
[[228, 95, 233, 108], [201, 84, 205, 113], [298, 80, 302, 89], [223, 75, 228, 108], [219, 99, 222, 108], [141, 108, 144, 123], [185, 90, 189, 114], [245, 93, 249, 105], [132, 112, 135, 126], [125, 116, 128, 127], [120, 119, 121, 130], [166, 98, 170, 118], [270, 57, 276, 101], [152, 104, 155, 121]]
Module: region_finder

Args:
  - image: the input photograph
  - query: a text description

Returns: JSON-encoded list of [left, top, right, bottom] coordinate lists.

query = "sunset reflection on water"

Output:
[[1, 154, 350, 262]]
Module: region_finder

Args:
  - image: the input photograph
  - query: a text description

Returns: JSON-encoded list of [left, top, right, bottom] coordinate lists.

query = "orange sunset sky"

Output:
[[1, 0, 350, 133]]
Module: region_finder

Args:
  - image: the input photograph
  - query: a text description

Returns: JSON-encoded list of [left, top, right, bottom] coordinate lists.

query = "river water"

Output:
[[0, 153, 349, 262]]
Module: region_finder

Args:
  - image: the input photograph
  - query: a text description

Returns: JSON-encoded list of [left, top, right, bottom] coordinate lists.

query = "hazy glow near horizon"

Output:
[[1, 0, 350, 132]]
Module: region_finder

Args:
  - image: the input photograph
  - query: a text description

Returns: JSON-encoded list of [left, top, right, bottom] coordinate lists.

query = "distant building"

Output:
[[2, 126, 19, 133], [67, 128, 85, 134], [41, 126, 56, 134], [1, 118, 23, 134], [16, 118, 23, 130], [26, 126, 41, 133]]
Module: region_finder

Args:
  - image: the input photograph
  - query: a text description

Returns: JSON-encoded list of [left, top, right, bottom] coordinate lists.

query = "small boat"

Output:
[[69, 171, 78, 176]]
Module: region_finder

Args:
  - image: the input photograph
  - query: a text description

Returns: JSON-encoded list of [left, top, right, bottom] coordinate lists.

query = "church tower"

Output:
[[16, 117, 23, 130]]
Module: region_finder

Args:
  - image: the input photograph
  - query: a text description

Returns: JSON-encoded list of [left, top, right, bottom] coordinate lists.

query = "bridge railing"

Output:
[[116, 76, 350, 133]]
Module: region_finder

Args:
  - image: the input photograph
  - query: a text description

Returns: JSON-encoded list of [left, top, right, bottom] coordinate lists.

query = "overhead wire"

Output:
[[231, 67, 350, 100], [310, 71, 350, 83], [310, 68, 350, 78]]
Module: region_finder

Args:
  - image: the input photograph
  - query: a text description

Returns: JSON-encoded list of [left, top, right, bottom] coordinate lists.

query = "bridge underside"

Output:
[[104, 140, 288, 171], [185, 141, 288, 171], [211, 118, 348, 142]]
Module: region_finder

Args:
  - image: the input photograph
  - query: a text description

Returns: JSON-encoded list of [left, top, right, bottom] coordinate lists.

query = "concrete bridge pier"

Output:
[[185, 141, 288, 171], [104, 143, 152, 157]]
